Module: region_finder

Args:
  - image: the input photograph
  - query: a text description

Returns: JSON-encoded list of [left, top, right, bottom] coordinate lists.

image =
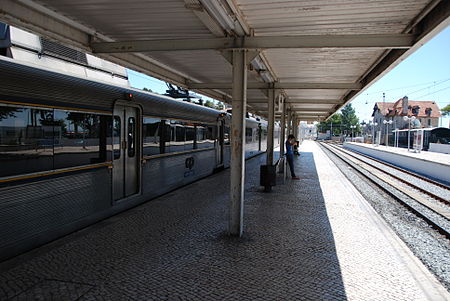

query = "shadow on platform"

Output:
[[0, 150, 348, 300]]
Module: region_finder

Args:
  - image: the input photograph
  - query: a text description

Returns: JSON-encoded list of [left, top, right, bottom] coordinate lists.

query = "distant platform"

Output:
[[344, 142, 450, 184]]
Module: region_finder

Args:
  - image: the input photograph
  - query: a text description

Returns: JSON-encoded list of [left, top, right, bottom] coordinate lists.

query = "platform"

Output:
[[344, 142, 450, 184], [0, 141, 448, 300]]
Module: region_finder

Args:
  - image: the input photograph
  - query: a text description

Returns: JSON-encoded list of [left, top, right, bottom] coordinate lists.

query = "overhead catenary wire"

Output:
[[365, 78, 450, 96], [414, 85, 450, 99], [402, 78, 450, 98]]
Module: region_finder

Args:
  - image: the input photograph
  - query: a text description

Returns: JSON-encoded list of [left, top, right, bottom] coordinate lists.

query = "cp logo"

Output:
[[185, 157, 195, 170]]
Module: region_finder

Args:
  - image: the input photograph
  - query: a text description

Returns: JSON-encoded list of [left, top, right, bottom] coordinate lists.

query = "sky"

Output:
[[351, 25, 450, 126], [128, 25, 450, 126]]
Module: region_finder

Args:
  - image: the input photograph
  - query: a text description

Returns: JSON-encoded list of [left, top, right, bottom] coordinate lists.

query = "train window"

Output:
[[245, 127, 253, 143], [143, 117, 160, 156], [53, 111, 111, 169], [165, 120, 185, 153], [224, 126, 230, 145], [113, 116, 121, 159], [0, 106, 54, 177], [196, 125, 208, 149], [127, 117, 136, 157], [205, 125, 216, 148], [185, 125, 195, 151], [0, 105, 112, 178]]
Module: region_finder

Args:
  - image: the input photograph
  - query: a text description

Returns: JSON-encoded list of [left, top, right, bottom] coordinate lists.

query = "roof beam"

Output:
[[91, 34, 415, 53], [247, 98, 341, 104], [286, 98, 341, 104], [292, 108, 331, 112], [189, 82, 361, 90]]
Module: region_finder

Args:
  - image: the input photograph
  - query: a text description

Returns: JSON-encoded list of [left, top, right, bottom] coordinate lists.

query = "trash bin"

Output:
[[260, 164, 276, 191]]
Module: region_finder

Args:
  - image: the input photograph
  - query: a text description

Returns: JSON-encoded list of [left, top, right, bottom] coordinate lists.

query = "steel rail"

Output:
[[319, 142, 450, 240], [331, 144, 449, 206]]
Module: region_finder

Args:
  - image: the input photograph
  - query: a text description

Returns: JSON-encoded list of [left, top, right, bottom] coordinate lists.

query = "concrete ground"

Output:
[[0, 140, 448, 300]]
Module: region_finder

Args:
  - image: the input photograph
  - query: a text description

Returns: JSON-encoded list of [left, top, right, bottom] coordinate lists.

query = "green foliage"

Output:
[[341, 103, 360, 132], [204, 100, 214, 108], [442, 104, 450, 116], [0, 107, 19, 121], [143, 87, 153, 92], [215, 102, 224, 110], [316, 103, 360, 135]]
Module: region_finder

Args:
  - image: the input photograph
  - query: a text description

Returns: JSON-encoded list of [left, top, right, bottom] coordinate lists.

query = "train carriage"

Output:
[[0, 57, 280, 261]]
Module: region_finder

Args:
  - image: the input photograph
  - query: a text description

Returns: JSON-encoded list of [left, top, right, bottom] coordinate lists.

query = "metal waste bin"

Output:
[[260, 164, 276, 192]]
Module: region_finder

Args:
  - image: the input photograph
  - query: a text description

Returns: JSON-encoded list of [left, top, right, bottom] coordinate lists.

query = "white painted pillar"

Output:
[[293, 117, 298, 138], [280, 97, 286, 158], [266, 88, 275, 165], [229, 50, 247, 237], [287, 108, 292, 136]]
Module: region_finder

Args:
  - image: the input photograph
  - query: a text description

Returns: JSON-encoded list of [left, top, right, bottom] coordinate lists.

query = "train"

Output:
[[393, 127, 450, 151], [0, 55, 280, 261]]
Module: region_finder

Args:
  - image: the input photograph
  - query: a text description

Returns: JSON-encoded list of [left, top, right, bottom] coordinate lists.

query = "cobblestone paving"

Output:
[[0, 141, 448, 300]]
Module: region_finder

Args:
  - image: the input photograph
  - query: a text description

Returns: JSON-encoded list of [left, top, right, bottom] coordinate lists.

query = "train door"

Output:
[[113, 103, 141, 201], [216, 121, 224, 167]]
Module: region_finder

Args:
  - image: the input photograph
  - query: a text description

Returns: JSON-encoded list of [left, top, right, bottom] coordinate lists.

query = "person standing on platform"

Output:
[[286, 134, 300, 180]]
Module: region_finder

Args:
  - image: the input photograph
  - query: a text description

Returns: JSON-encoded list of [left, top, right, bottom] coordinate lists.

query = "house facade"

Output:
[[371, 96, 441, 145], [372, 96, 441, 130]]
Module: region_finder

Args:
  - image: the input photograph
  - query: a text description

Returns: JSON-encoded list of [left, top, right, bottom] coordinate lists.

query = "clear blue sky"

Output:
[[351, 25, 450, 126], [128, 25, 450, 125]]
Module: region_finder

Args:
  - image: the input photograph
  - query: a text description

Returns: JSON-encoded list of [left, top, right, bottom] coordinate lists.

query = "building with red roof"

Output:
[[372, 96, 441, 130]]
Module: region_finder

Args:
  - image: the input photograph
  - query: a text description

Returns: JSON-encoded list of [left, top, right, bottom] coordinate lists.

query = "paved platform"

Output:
[[345, 142, 450, 165], [0, 141, 448, 300], [344, 142, 450, 184]]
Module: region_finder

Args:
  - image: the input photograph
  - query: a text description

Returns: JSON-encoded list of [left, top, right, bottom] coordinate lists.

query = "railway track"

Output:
[[319, 142, 450, 240]]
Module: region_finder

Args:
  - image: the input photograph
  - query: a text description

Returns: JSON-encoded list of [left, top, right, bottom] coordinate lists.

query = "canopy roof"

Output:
[[1, 0, 449, 121]]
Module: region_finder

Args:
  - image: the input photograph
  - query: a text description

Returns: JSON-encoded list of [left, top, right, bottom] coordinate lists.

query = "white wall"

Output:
[[344, 143, 450, 184]]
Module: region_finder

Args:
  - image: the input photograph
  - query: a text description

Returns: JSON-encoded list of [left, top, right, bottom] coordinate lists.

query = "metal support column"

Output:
[[287, 108, 292, 136], [279, 96, 286, 168], [229, 50, 247, 237], [266, 87, 275, 165], [293, 118, 298, 138]]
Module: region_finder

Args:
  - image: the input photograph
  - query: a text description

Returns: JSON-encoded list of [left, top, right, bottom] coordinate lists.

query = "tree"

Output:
[[204, 100, 214, 108], [143, 87, 153, 93], [340, 103, 360, 134], [442, 104, 450, 116], [317, 113, 342, 135], [215, 102, 224, 110], [0, 107, 19, 121], [442, 104, 450, 128]]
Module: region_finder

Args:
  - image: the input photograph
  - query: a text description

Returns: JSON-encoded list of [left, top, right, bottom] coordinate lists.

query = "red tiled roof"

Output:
[[373, 102, 394, 116], [388, 98, 441, 118]]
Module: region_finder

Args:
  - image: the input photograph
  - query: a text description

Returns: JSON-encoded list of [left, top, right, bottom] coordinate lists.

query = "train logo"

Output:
[[185, 157, 195, 170]]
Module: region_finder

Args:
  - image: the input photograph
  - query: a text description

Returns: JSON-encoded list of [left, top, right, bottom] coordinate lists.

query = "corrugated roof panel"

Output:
[[36, 0, 215, 40], [265, 48, 384, 83], [4, 0, 445, 120], [238, 0, 431, 35]]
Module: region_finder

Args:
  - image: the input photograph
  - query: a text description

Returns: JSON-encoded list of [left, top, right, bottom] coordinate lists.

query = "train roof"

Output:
[[0, 57, 221, 123], [394, 127, 450, 132]]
